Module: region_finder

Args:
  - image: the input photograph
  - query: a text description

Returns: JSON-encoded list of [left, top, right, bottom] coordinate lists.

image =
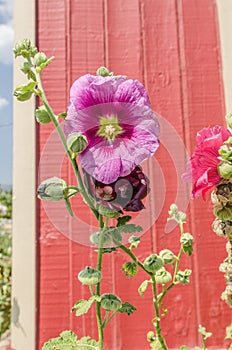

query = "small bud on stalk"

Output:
[[144, 254, 164, 273], [100, 293, 122, 312], [37, 177, 67, 201], [96, 66, 113, 77], [159, 249, 175, 265], [67, 132, 88, 154], [155, 268, 172, 284], [34, 52, 47, 67], [78, 266, 102, 285]]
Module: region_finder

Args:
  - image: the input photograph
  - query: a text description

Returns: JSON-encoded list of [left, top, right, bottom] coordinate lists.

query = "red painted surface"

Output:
[[37, 0, 231, 349]]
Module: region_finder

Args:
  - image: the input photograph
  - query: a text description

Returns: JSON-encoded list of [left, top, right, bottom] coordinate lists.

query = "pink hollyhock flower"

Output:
[[84, 166, 150, 212], [65, 74, 160, 184], [183, 126, 231, 198]]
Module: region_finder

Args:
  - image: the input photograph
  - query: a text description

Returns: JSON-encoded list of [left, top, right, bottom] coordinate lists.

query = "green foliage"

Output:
[[180, 233, 194, 256], [176, 269, 192, 284], [72, 296, 101, 317], [198, 324, 212, 340], [0, 189, 12, 219], [225, 323, 232, 340], [117, 215, 132, 226], [0, 227, 12, 337], [42, 330, 98, 350], [118, 302, 137, 315], [138, 279, 150, 298]]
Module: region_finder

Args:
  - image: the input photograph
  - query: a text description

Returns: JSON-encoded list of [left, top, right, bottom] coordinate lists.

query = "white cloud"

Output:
[[0, 0, 13, 23], [0, 97, 9, 110], [0, 22, 14, 64]]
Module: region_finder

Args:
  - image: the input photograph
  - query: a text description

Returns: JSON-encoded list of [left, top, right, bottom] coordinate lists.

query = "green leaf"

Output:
[[180, 346, 189, 350], [176, 269, 192, 284], [14, 82, 37, 101], [225, 323, 232, 340], [76, 336, 98, 349], [198, 324, 212, 340], [118, 224, 143, 234], [128, 235, 140, 249], [118, 302, 137, 315], [72, 296, 100, 316], [138, 279, 150, 298], [57, 111, 67, 119], [42, 331, 98, 350], [117, 215, 132, 226]]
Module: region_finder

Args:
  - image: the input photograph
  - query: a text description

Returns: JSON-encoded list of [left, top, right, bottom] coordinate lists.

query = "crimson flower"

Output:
[[84, 166, 150, 212], [183, 126, 231, 198]]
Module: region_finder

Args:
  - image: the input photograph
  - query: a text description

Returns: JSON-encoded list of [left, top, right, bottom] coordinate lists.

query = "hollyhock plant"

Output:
[[15, 41, 228, 350], [64, 73, 160, 184], [183, 126, 231, 198]]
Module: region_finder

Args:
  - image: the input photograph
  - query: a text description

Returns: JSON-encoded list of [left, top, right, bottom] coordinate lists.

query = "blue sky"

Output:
[[0, 0, 13, 187]]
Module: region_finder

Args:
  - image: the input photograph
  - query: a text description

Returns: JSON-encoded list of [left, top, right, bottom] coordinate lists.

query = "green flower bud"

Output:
[[147, 331, 155, 342], [14, 82, 37, 102], [37, 177, 67, 201], [13, 39, 38, 58], [226, 113, 232, 130], [35, 105, 51, 124], [144, 254, 163, 273], [34, 52, 47, 66], [159, 249, 175, 265], [122, 262, 138, 278], [176, 211, 186, 222], [155, 268, 172, 284], [176, 269, 191, 284], [128, 235, 140, 249], [96, 66, 113, 77], [78, 266, 102, 285], [168, 203, 178, 216], [180, 233, 194, 256], [100, 293, 122, 312], [67, 132, 88, 154], [90, 231, 113, 246], [218, 162, 232, 179]]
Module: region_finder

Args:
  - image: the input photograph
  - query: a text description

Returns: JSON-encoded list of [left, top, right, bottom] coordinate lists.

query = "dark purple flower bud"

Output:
[[84, 166, 150, 212]]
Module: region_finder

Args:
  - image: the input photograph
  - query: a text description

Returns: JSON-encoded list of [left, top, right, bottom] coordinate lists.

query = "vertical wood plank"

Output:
[[179, 0, 231, 347], [141, 0, 198, 347]]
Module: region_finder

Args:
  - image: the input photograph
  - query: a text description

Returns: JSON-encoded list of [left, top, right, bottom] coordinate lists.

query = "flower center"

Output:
[[97, 116, 122, 142]]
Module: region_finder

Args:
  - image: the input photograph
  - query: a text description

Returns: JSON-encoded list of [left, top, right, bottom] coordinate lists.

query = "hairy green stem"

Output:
[[151, 275, 168, 350], [34, 68, 99, 220], [95, 216, 107, 350]]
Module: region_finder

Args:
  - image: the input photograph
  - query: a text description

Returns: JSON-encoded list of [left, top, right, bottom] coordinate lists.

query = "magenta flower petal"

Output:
[[65, 74, 160, 183], [183, 126, 231, 198]]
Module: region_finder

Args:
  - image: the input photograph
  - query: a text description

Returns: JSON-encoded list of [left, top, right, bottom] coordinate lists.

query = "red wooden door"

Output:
[[37, 0, 231, 349]]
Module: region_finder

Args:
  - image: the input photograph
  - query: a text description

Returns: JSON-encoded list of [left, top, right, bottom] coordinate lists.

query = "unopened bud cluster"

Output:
[[220, 241, 232, 308], [210, 180, 232, 307]]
